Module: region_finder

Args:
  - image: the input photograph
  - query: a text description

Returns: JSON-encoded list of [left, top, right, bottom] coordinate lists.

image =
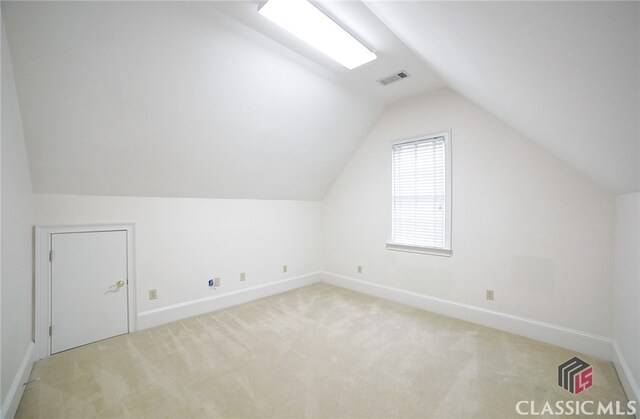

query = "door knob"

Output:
[[107, 280, 126, 292]]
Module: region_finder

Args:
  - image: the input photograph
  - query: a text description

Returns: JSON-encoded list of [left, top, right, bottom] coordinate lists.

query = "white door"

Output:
[[51, 230, 129, 353]]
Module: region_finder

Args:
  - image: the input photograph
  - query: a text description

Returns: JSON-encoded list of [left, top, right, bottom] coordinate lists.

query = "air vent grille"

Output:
[[377, 70, 410, 86]]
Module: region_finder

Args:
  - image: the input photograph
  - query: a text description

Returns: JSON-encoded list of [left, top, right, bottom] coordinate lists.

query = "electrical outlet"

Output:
[[208, 279, 214, 287], [214, 277, 221, 287], [486, 289, 494, 301], [282, 265, 287, 273], [149, 289, 157, 300], [240, 272, 246, 281], [357, 265, 363, 274]]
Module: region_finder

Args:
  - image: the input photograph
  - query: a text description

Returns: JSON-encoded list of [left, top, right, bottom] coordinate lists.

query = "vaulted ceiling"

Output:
[[2, 1, 638, 199], [365, 1, 639, 194]]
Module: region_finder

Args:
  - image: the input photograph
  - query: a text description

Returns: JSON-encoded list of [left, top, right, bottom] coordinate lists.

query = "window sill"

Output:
[[386, 243, 452, 257]]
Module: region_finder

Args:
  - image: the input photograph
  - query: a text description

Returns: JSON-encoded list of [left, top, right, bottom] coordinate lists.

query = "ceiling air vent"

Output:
[[377, 70, 410, 86]]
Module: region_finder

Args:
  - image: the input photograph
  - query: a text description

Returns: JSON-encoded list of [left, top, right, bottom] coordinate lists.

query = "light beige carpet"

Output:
[[17, 282, 627, 418]]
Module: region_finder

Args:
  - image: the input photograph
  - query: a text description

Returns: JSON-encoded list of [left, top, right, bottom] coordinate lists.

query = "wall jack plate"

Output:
[[486, 289, 494, 301]]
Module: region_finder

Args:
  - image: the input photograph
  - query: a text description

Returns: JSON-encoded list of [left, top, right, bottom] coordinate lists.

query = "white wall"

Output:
[[1, 21, 35, 405], [613, 192, 640, 402], [34, 194, 322, 315], [322, 88, 615, 338]]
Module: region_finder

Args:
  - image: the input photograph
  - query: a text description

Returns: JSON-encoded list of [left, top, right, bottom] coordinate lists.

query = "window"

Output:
[[387, 133, 452, 256]]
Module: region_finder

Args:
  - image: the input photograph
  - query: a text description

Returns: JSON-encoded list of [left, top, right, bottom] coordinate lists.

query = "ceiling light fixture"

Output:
[[258, 0, 377, 70]]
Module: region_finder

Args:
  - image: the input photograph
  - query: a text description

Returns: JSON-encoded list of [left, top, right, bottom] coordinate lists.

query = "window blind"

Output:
[[391, 137, 446, 249]]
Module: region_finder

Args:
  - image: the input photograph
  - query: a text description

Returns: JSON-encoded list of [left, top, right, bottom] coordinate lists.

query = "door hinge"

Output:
[[49, 250, 52, 262], [49, 326, 52, 336]]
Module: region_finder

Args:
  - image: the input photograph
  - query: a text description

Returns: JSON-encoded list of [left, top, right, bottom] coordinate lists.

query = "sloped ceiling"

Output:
[[2, 1, 638, 198], [366, 1, 640, 193], [3, 1, 444, 200]]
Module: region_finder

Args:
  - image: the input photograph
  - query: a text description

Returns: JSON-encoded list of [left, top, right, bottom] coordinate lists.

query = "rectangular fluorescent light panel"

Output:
[[258, 0, 376, 70]]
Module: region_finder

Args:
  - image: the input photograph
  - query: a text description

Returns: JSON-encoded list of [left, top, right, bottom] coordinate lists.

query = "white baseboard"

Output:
[[1, 341, 36, 419], [139, 270, 614, 360], [321, 272, 613, 360], [613, 341, 640, 415], [137, 272, 322, 330]]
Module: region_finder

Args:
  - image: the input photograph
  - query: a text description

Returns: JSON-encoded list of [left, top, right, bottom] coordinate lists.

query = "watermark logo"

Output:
[[558, 357, 592, 394], [515, 356, 636, 415]]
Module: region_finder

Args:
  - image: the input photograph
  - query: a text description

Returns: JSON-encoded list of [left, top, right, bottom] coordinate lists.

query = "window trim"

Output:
[[386, 131, 452, 256]]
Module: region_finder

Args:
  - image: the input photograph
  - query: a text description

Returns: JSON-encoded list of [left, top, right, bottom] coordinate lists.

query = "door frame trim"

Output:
[[35, 223, 137, 359]]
